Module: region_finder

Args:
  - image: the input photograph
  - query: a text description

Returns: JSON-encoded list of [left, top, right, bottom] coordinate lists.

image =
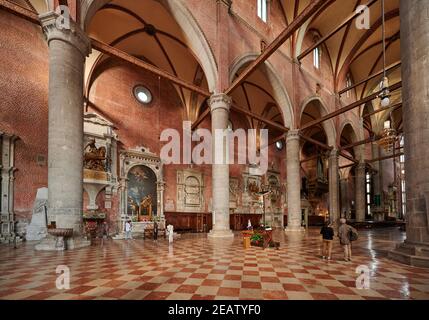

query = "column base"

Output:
[[284, 226, 305, 233], [35, 235, 90, 251], [388, 241, 429, 268], [208, 229, 234, 239]]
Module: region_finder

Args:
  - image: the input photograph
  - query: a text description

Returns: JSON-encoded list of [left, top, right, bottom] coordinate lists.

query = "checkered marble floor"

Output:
[[1, 228, 429, 300]]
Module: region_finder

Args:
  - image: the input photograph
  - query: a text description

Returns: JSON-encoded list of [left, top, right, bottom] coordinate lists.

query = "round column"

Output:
[[40, 12, 91, 237], [371, 143, 382, 203], [285, 130, 304, 232], [328, 149, 340, 226], [208, 93, 233, 238], [389, 0, 429, 267], [355, 162, 366, 222], [340, 177, 350, 219]]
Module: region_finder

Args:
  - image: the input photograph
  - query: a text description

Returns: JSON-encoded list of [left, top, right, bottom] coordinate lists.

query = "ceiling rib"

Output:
[[297, 0, 378, 61], [338, 61, 401, 95], [225, 0, 328, 95], [300, 81, 402, 131]]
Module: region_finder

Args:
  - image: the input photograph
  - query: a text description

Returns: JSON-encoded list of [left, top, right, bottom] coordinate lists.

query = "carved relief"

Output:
[[229, 177, 239, 209], [239, 172, 263, 214], [84, 138, 107, 172], [185, 176, 201, 206], [83, 113, 119, 212], [177, 169, 204, 212]]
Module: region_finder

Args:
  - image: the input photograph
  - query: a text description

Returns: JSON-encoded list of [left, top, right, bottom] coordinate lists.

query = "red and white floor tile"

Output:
[[1, 228, 428, 300]]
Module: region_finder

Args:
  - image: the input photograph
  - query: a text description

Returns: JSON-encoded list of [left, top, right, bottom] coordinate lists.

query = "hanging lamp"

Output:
[[377, 0, 396, 152]]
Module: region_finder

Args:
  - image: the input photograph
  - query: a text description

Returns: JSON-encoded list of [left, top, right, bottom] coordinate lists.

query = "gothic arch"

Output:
[[338, 119, 364, 161], [229, 53, 295, 129], [299, 96, 336, 148], [81, 0, 218, 92]]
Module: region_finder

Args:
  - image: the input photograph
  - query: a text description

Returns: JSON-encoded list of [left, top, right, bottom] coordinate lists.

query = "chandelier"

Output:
[[377, 0, 396, 153], [378, 119, 397, 153], [378, 0, 390, 107]]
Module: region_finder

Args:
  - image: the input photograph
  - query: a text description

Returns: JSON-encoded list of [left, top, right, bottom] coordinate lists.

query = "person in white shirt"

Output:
[[125, 220, 132, 240], [167, 224, 174, 244]]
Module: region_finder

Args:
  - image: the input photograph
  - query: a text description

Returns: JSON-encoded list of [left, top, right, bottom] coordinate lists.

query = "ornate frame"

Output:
[[119, 147, 165, 227]]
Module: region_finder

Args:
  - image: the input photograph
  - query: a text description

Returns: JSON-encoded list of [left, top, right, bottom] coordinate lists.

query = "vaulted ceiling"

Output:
[[85, 0, 209, 123], [230, 65, 284, 136], [281, 0, 401, 99], [20, 0, 402, 134]]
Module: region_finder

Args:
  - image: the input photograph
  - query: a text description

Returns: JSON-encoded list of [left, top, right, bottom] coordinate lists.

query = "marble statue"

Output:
[[26, 188, 49, 241]]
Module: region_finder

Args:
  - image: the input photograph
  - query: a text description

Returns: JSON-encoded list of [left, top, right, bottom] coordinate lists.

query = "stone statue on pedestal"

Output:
[[26, 188, 49, 241]]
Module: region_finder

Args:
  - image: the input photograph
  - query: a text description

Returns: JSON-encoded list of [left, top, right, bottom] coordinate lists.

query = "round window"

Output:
[[134, 85, 152, 105], [275, 140, 284, 151]]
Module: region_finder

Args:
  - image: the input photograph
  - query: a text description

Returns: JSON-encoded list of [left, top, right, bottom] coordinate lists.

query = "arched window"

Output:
[[346, 74, 353, 98], [257, 0, 268, 23], [366, 172, 372, 216], [313, 46, 321, 69]]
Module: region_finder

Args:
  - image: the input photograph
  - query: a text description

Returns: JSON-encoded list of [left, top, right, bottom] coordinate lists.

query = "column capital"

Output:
[[356, 161, 366, 171], [329, 148, 339, 159], [286, 129, 300, 142], [39, 11, 91, 58], [209, 93, 232, 112]]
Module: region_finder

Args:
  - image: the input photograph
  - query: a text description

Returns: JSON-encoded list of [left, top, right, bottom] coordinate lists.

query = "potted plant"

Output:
[[250, 234, 264, 247]]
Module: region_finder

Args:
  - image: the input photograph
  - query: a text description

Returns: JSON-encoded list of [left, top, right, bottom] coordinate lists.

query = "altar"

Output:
[[116, 147, 165, 238]]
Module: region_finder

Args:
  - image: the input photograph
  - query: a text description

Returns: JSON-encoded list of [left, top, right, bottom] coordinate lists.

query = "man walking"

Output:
[[338, 218, 357, 262]]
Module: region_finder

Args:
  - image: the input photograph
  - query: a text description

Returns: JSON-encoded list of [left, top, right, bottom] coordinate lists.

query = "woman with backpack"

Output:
[[338, 218, 358, 262]]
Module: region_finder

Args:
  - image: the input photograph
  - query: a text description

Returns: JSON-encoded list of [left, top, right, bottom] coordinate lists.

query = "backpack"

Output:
[[349, 227, 358, 242]]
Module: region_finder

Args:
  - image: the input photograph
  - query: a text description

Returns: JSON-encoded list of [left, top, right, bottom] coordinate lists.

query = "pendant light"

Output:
[[378, 0, 390, 107]]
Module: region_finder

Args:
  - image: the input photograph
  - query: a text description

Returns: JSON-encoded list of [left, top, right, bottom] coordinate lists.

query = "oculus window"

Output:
[[134, 85, 153, 105]]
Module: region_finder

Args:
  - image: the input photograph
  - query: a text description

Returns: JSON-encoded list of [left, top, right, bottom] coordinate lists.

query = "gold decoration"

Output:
[[378, 121, 397, 153], [84, 139, 107, 171]]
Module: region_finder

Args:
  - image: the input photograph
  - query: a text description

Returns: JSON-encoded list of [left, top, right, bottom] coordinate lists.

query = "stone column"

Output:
[[355, 162, 366, 222], [340, 178, 350, 218], [371, 143, 382, 205], [389, 0, 429, 267], [37, 12, 91, 250], [328, 149, 340, 226], [157, 180, 165, 218], [285, 130, 304, 232], [208, 93, 233, 238]]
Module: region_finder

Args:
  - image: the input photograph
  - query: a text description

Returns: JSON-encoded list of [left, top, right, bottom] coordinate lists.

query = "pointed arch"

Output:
[[299, 96, 336, 148], [81, 0, 218, 92], [229, 52, 295, 129]]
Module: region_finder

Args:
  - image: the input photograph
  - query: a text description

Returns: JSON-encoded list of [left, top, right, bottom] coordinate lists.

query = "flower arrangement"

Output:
[[250, 233, 264, 247]]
